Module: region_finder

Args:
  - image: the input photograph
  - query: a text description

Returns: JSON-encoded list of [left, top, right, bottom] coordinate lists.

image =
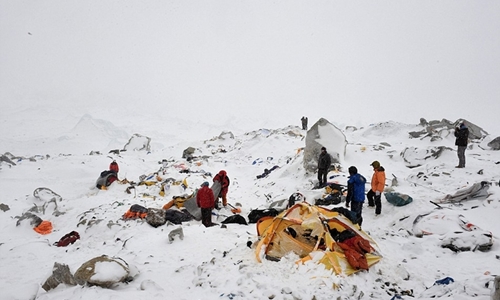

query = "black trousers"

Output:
[[350, 201, 364, 226], [201, 208, 213, 227], [317, 168, 328, 187], [367, 189, 382, 215]]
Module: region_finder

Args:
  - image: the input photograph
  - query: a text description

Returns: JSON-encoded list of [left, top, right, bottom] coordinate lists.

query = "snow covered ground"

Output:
[[1, 108, 499, 300], [2, 1, 500, 299]]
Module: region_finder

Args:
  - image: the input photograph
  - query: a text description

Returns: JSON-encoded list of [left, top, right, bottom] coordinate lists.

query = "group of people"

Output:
[[317, 147, 386, 228], [344, 161, 386, 228], [196, 170, 230, 227], [99, 120, 468, 229], [346, 161, 385, 227], [317, 119, 469, 228]]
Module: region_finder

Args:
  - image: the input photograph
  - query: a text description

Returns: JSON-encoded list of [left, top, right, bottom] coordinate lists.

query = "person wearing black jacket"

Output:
[[317, 147, 332, 188], [454, 122, 469, 168]]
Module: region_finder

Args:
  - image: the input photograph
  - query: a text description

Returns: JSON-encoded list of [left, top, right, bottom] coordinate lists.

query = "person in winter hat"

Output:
[[96, 160, 120, 190], [196, 182, 216, 227], [454, 121, 469, 168], [317, 147, 332, 188], [109, 160, 119, 174], [345, 166, 367, 227], [367, 161, 385, 215], [213, 170, 230, 207]]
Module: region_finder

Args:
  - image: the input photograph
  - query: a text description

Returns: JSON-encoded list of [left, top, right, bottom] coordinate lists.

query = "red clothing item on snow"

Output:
[[109, 161, 119, 173], [107, 175, 118, 185], [213, 170, 230, 196], [197, 186, 215, 209]]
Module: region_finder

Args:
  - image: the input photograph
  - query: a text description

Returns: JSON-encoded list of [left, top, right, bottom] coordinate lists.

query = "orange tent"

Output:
[[255, 202, 382, 275]]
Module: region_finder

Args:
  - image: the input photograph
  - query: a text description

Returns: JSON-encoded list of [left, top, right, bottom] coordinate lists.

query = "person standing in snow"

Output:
[[454, 121, 469, 168], [301, 116, 308, 130], [345, 166, 367, 227], [317, 147, 331, 188], [213, 170, 230, 207], [367, 161, 385, 215], [196, 182, 216, 227]]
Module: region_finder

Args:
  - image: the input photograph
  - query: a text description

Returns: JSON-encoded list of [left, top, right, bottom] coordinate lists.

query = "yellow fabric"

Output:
[[255, 202, 382, 275]]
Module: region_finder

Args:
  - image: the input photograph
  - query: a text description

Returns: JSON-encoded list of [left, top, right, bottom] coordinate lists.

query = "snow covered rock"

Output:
[[123, 133, 151, 152], [42, 262, 76, 291], [401, 146, 452, 168], [303, 118, 346, 172], [146, 208, 167, 228], [487, 137, 500, 150], [74, 255, 131, 288]]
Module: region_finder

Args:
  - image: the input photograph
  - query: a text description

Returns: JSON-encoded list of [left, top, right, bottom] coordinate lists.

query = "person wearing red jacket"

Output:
[[196, 182, 216, 227], [213, 170, 230, 207]]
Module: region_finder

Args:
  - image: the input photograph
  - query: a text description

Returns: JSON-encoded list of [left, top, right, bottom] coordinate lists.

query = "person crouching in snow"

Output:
[[367, 160, 385, 215], [345, 166, 367, 227], [196, 182, 216, 227], [213, 170, 230, 208], [96, 160, 120, 190]]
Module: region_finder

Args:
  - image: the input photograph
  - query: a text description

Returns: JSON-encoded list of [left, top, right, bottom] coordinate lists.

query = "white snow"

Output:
[[1, 1, 500, 299], [1, 111, 499, 300]]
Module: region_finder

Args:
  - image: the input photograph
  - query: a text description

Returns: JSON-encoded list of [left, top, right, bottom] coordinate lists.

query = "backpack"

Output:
[[123, 204, 148, 219], [221, 215, 248, 225], [248, 208, 279, 223], [315, 192, 342, 206], [54, 231, 80, 247], [100, 170, 113, 177]]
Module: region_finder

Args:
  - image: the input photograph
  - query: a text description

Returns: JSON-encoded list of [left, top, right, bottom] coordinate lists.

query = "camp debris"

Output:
[[438, 181, 491, 203], [255, 202, 382, 275], [412, 211, 493, 252], [385, 192, 413, 207]]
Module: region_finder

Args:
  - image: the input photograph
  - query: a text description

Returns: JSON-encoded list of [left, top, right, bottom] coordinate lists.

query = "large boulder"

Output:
[[123, 133, 151, 152], [303, 118, 347, 173], [42, 262, 76, 291], [74, 255, 130, 288], [146, 208, 167, 228], [401, 146, 453, 168], [409, 118, 488, 141], [487, 137, 500, 150], [182, 147, 196, 160]]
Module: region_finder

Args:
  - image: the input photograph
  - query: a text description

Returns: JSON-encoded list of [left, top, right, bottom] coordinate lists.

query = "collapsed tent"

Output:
[[255, 202, 382, 275], [439, 181, 491, 203]]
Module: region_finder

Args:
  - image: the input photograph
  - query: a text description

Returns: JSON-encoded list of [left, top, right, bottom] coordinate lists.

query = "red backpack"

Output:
[[54, 231, 80, 247]]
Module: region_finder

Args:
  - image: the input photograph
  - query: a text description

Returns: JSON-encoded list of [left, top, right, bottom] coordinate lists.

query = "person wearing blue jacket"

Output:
[[345, 166, 367, 227]]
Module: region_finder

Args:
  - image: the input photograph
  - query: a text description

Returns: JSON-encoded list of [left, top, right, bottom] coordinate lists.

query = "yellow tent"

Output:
[[255, 202, 382, 275]]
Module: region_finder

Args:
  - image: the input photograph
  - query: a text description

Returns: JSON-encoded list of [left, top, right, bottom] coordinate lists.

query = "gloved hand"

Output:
[[375, 191, 380, 196]]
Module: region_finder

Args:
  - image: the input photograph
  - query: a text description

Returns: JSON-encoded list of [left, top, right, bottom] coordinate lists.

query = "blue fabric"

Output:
[[385, 192, 413, 206], [434, 277, 454, 285], [347, 173, 366, 202]]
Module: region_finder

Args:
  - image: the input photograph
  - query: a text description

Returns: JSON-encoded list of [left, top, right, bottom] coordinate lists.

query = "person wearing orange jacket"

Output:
[[366, 161, 385, 215], [196, 182, 216, 227]]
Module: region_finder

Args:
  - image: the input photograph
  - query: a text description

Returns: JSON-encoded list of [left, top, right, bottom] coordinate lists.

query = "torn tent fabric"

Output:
[[255, 202, 382, 275], [439, 181, 491, 203]]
